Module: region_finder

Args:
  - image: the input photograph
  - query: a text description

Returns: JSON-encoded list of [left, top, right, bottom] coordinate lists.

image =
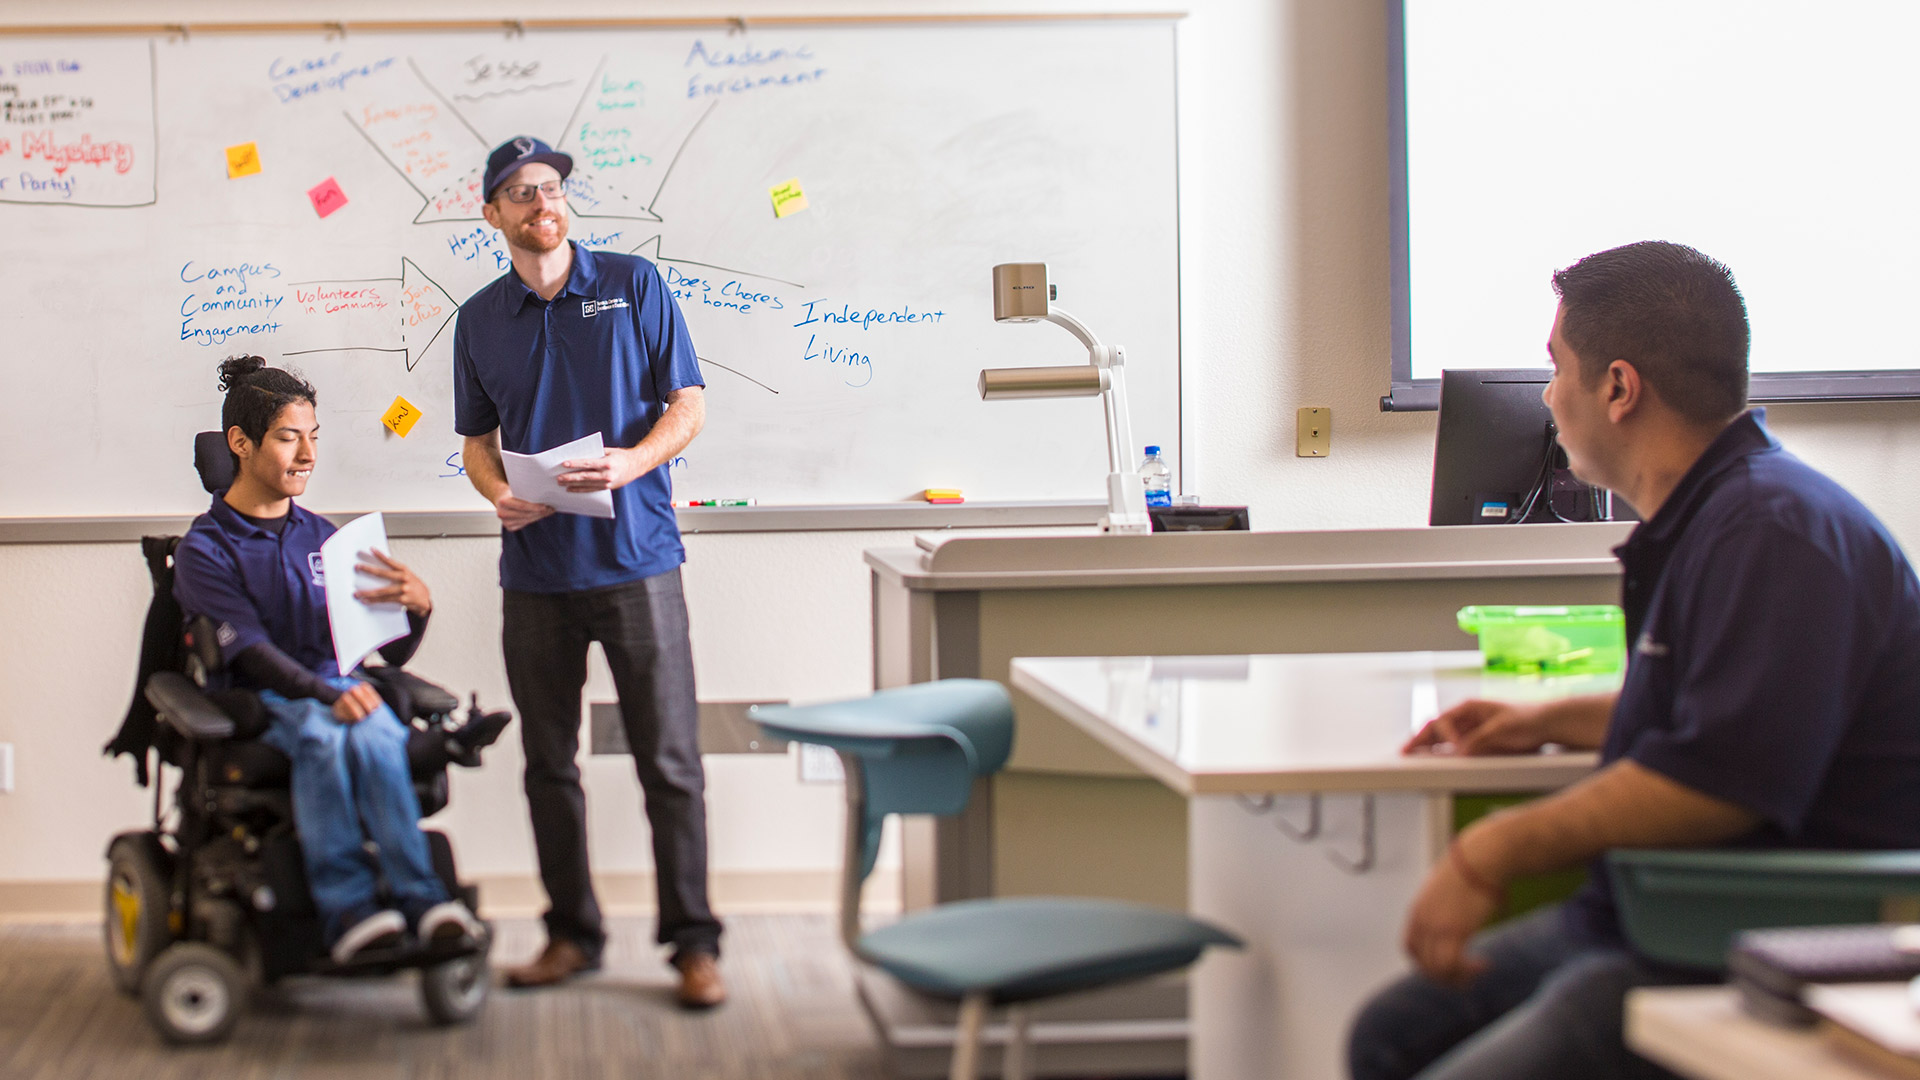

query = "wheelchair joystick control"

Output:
[[442, 694, 513, 769]]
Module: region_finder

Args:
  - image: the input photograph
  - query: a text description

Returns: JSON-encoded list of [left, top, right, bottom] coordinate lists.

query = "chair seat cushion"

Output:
[[856, 897, 1240, 1004]]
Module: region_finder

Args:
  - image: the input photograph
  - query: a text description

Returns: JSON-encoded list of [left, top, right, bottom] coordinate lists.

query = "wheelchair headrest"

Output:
[[194, 431, 235, 494]]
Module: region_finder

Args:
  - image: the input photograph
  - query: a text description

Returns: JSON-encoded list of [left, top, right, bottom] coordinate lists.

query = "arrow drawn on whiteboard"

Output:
[[698, 356, 780, 395], [341, 64, 662, 227], [279, 257, 458, 372], [626, 235, 807, 290], [640, 97, 719, 217]]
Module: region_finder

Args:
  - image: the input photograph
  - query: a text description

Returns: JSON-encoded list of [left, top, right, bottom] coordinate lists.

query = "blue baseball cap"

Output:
[[482, 135, 573, 200]]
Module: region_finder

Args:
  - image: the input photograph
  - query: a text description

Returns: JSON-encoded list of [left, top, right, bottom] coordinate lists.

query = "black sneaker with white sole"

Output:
[[330, 909, 407, 965], [418, 901, 484, 948]]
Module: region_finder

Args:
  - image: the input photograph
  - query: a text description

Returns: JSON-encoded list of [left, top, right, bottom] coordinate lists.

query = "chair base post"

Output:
[[1003, 1003, 1032, 1080], [950, 991, 988, 1080]]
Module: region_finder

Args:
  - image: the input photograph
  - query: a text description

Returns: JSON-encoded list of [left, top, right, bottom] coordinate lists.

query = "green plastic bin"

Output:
[[1457, 605, 1626, 675], [1608, 848, 1920, 969]]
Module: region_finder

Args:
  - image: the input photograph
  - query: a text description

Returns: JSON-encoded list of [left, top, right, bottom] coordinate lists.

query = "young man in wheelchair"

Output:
[[170, 356, 491, 964]]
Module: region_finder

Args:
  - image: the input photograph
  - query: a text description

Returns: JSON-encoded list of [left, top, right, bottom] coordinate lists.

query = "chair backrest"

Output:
[[751, 679, 1015, 947]]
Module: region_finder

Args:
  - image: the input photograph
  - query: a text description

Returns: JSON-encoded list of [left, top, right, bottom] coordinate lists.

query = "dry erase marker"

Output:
[[675, 499, 757, 507]]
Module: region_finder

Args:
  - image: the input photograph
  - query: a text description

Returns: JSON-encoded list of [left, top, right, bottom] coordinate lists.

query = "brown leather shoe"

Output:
[[504, 939, 600, 989], [674, 952, 726, 1009]]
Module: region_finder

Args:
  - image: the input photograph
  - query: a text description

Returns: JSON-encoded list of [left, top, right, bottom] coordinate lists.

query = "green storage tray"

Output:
[[1608, 848, 1920, 969], [1458, 604, 1626, 674]]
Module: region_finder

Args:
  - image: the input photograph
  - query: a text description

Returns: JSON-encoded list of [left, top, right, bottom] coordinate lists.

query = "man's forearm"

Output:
[[626, 389, 705, 472], [1541, 693, 1619, 749], [1463, 759, 1761, 885], [462, 433, 511, 504]]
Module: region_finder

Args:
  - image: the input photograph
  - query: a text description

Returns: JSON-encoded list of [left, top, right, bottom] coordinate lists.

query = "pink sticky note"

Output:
[[307, 177, 348, 219]]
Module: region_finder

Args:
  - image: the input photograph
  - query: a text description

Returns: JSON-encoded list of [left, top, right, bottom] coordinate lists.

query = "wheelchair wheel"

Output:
[[105, 833, 172, 996], [419, 953, 490, 1025], [142, 942, 247, 1045]]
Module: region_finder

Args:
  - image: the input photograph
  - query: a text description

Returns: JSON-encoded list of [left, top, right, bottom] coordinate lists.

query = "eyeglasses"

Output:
[[498, 180, 567, 204]]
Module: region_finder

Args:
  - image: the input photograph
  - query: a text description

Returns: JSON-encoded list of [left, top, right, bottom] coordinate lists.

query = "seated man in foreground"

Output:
[[173, 356, 499, 964], [1348, 241, 1920, 1080]]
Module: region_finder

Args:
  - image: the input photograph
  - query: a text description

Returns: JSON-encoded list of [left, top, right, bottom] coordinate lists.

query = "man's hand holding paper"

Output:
[[319, 511, 412, 675], [353, 548, 433, 616], [557, 445, 647, 493], [499, 432, 618, 520]]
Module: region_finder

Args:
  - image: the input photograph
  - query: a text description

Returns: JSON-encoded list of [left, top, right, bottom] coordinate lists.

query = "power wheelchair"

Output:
[[101, 431, 512, 1044]]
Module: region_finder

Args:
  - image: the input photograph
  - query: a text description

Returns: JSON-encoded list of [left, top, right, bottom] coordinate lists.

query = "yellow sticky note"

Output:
[[225, 142, 262, 179], [381, 396, 421, 438], [770, 178, 809, 219]]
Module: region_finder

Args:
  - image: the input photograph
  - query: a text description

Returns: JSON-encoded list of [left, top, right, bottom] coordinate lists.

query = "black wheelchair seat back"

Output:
[[102, 434, 241, 783]]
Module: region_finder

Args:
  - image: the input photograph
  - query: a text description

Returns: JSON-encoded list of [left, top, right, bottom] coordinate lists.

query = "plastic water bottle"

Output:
[[1139, 445, 1173, 508]]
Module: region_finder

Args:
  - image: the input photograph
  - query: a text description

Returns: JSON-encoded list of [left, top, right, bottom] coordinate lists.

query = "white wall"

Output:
[[7, 0, 1920, 900]]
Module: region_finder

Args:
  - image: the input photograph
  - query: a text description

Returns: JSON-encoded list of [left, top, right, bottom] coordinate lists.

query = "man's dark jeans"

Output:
[[1348, 906, 1702, 1080], [503, 568, 722, 962]]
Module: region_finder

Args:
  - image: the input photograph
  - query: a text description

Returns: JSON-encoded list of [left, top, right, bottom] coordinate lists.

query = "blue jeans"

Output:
[[1347, 906, 1702, 1080], [259, 681, 447, 943]]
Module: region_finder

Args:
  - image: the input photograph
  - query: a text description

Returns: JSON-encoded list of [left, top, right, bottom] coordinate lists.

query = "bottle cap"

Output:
[[1144, 445, 1161, 455]]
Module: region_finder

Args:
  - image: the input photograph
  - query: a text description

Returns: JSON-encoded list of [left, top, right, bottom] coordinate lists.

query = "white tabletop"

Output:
[[1627, 987, 1886, 1080], [1009, 652, 1617, 796]]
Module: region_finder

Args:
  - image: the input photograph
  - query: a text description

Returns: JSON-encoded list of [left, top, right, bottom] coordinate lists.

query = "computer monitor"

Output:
[[1427, 368, 1636, 526]]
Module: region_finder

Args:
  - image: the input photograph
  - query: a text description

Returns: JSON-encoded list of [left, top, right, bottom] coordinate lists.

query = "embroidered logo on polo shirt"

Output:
[[216, 622, 238, 648], [308, 552, 325, 586], [581, 297, 630, 317]]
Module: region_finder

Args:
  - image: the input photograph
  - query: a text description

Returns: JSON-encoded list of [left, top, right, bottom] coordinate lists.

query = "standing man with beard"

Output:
[[452, 136, 724, 1007]]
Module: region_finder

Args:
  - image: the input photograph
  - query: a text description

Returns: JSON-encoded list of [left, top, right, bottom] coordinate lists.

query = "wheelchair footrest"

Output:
[[309, 926, 491, 979]]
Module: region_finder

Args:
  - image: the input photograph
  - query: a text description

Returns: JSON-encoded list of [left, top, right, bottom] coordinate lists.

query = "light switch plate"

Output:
[[0, 743, 13, 794], [1297, 407, 1331, 457]]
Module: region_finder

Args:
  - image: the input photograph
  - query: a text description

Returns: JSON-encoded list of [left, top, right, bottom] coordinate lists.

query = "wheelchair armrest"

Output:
[[145, 671, 235, 741], [361, 666, 460, 720]]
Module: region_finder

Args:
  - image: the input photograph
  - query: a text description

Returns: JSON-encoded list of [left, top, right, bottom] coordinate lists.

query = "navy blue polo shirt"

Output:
[[173, 495, 341, 681], [452, 243, 703, 594], [1566, 410, 1920, 948]]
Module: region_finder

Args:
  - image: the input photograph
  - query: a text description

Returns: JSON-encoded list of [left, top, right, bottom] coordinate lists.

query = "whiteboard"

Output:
[[0, 21, 1179, 518]]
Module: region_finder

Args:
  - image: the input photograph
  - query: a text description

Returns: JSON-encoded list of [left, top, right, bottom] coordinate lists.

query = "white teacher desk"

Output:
[[866, 523, 1632, 912], [1010, 651, 1620, 1080]]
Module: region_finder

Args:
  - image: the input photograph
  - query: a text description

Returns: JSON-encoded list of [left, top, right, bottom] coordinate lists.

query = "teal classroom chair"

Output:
[[750, 679, 1240, 1080], [1609, 848, 1920, 969]]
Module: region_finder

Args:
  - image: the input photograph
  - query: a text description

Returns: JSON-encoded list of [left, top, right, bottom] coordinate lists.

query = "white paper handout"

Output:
[[499, 431, 618, 520], [321, 511, 412, 675]]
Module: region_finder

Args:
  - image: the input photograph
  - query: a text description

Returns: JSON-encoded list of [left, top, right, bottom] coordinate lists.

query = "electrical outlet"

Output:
[[0, 743, 13, 794], [1297, 407, 1332, 457]]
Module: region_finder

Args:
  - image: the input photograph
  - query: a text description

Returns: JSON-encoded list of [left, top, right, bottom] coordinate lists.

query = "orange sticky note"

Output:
[[770, 178, 809, 219], [307, 176, 348, 218], [225, 142, 262, 179], [381, 396, 421, 438]]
